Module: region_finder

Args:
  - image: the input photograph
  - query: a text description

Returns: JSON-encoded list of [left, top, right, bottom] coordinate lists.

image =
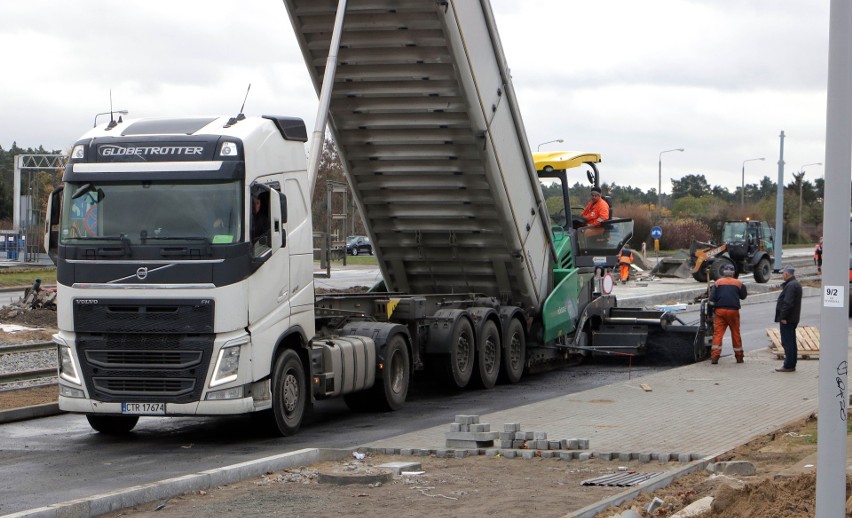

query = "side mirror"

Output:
[[44, 186, 64, 265]]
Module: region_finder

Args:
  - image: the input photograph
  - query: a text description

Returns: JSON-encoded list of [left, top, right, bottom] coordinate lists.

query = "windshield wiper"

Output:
[[67, 235, 131, 257], [142, 236, 212, 245]]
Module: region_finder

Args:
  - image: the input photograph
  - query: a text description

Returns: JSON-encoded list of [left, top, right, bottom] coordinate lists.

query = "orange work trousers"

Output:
[[619, 263, 630, 282], [711, 308, 743, 360]]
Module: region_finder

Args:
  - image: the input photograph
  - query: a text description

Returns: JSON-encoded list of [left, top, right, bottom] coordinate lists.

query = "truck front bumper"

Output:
[[59, 396, 258, 416]]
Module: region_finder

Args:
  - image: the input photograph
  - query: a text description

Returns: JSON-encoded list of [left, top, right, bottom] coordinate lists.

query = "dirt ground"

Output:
[[94, 413, 843, 518]]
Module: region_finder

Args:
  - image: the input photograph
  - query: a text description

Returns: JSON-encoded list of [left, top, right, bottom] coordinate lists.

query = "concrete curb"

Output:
[[3, 448, 352, 518], [0, 403, 61, 424]]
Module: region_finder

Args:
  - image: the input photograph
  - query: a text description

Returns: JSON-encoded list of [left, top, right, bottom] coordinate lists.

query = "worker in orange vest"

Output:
[[618, 245, 634, 283], [708, 263, 748, 364], [813, 237, 823, 275]]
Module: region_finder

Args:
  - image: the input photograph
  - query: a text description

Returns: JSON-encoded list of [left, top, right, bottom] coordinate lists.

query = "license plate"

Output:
[[122, 402, 166, 415]]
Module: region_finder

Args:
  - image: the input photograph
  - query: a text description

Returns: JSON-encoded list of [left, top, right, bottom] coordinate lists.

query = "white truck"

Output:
[[44, 0, 708, 435]]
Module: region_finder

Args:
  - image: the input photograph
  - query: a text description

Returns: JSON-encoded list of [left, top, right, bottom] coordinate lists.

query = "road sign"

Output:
[[650, 226, 663, 239]]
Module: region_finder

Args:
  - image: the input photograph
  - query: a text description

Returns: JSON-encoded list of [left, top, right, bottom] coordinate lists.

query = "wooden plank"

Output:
[[640, 383, 652, 392]]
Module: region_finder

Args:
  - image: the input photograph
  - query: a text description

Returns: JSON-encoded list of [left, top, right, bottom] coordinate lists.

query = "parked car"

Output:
[[345, 236, 373, 256]]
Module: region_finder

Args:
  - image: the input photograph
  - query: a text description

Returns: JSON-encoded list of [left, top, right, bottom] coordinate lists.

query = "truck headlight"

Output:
[[56, 341, 81, 386], [210, 344, 242, 387]]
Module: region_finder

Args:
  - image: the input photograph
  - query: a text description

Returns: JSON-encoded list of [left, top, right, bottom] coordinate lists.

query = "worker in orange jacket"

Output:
[[813, 237, 823, 275], [618, 245, 633, 283], [577, 186, 609, 228], [708, 263, 748, 364]]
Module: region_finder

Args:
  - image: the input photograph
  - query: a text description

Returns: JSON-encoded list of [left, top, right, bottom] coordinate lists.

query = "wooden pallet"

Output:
[[766, 326, 820, 359]]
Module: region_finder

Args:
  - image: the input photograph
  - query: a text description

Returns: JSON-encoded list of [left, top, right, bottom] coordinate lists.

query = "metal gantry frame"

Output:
[[13, 154, 66, 262]]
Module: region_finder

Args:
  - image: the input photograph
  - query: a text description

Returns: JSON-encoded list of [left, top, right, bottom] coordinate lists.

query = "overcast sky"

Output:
[[1, 1, 830, 193]]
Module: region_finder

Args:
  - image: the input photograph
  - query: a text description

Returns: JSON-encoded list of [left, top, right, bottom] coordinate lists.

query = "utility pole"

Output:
[[816, 1, 852, 514], [773, 131, 785, 272]]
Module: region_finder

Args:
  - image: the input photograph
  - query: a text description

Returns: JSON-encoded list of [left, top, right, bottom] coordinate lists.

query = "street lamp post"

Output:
[[740, 157, 765, 207], [798, 162, 822, 237], [658, 148, 684, 214], [537, 139, 564, 151]]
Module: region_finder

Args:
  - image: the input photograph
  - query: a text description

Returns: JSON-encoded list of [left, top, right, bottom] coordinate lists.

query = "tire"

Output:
[[753, 258, 771, 283], [351, 248, 359, 256], [86, 415, 139, 434], [709, 258, 735, 281], [269, 349, 307, 436], [499, 318, 526, 384], [692, 266, 708, 283], [368, 247, 374, 255], [471, 320, 501, 389], [443, 318, 475, 389]]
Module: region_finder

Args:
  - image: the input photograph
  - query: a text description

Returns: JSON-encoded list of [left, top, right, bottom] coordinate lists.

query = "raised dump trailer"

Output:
[[284, 0, 551, 310]]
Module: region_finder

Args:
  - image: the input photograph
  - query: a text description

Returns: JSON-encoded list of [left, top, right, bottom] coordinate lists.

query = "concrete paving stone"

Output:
[[678, 453, 692, 462], [400, 449, 413, 456], [619, 453, 631, 461], [516, 431, 534, 440], [639, 453, 652, 463], [455, 415, 479, 425], [533, 440, 547, 450], [717, 461, 757, 476], [454, 450, 468, 459], [500, 440, 513, 448], [579, 452, 593, 461], [521, 450, 536, 460], [459, 424, 469, 432], [534, 431, 548, 440], [513, 440, 526, 449], [599, 452, 614, 461], [504, 423, 520, 432], [548, 440, 561, 450], [690, 453, 705, 461], [376, 461, 422, 475], [568, 439, 580, 450], [444, 431, 499, 441], [578, 439, 590, 449], [435, 449, 450, 458], [559, 452, 575, 461], [499, 432, 514, 441], [384, 448, 399, 455], [448, 423, 462, 432], [485, 449, 499, 457], [470, 423, 490, 432], [541, 451, 556, 459], [420, 449, 434, 456], [501, 450, 517, 458]]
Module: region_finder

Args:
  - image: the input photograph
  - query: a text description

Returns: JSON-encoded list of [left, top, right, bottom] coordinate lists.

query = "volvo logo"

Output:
[[136, 267, 148, 280]]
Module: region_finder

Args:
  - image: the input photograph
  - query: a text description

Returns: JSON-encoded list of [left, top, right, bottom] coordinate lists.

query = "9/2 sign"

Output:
[[824, 285, 844, 307]]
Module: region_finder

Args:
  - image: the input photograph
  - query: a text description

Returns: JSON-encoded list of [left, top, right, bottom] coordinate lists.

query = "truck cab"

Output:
[[45, 116, 319, 433]]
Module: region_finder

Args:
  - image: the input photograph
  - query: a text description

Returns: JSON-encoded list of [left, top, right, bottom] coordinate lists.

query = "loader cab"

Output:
[[533, 151, 633, 270]]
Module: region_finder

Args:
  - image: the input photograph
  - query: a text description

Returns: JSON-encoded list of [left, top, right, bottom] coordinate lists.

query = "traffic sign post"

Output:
[[650, 226, 663, 263]]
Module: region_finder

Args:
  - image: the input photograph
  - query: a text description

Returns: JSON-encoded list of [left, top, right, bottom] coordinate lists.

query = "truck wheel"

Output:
[[709, 258, 735, 281], [499, 318, 526, 384], [378, 334, 410, 410], [444, 318, 475, 389], [351, 248, 359, 256], [471, 320, 501, 389], [692, 268, 708, 283], [270, 349, 307, 436], [753, 258, 771, 283], [86, 415, 139, 434]]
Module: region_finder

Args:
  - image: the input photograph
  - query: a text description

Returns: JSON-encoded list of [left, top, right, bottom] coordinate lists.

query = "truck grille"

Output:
[[92, 377, 196, 397], [77, 333, 213, 403]]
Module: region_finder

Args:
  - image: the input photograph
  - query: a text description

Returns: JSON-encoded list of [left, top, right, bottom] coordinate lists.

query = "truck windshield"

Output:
[[60, 180, 243, 245]]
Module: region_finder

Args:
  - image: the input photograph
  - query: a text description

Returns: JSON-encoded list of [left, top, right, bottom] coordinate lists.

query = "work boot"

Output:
[[711, 358, 718, 365], [736, 357, 744, 364]]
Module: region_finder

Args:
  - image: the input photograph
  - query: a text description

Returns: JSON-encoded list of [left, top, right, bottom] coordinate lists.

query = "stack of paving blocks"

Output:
[[500, 422, 590, 452], [445, 415, 499, 448], [444, 415, 590, 453]]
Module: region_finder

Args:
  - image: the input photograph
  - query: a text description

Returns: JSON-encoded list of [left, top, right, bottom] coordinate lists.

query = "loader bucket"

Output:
[[650, 256, 693, 278]]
